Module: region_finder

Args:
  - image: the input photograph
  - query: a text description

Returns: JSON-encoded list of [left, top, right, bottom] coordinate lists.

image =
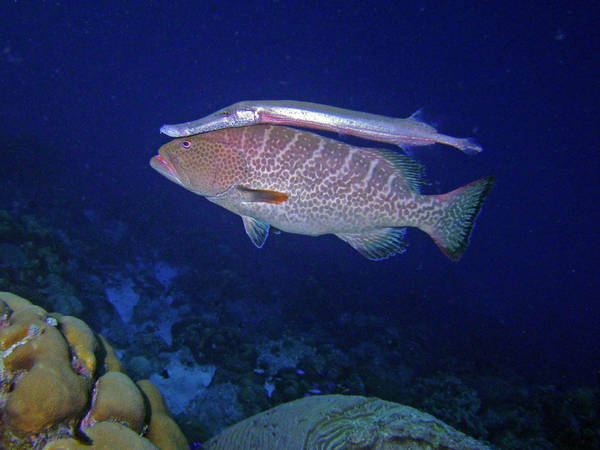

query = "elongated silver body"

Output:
[[160, 100, 482, 155]]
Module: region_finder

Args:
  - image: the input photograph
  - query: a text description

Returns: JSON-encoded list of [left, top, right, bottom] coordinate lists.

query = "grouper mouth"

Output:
[[150, 153, 183, 185]]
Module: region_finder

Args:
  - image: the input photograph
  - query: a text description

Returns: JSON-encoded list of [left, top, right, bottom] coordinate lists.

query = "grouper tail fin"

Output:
[[428, 176, 496, 261]]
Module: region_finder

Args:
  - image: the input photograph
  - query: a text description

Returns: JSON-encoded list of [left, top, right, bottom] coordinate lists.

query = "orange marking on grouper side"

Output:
[[150, 125, 495, 261], [237, 186, 289, 204]]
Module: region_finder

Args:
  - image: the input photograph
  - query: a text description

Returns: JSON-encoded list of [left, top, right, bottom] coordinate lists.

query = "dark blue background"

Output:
[[1, 1, 598, 385]]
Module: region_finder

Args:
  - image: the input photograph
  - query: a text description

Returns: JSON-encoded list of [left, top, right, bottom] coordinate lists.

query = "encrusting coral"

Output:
[[0, 291, 188, 449]]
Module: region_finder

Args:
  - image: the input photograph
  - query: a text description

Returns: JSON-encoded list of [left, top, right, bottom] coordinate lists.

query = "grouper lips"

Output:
[[150, 154, 182, 185]]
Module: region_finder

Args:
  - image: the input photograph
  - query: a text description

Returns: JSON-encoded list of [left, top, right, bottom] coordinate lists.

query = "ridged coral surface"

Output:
[[205, 394, 491, 449], [0, 291, 188, 449]]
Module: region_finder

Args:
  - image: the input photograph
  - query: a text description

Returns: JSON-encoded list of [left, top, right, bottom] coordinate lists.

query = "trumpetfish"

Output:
[[160, 100, 482, 155]]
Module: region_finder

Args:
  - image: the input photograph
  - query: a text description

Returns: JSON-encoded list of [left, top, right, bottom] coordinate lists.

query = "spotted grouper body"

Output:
[[151, 125, 494, 260]]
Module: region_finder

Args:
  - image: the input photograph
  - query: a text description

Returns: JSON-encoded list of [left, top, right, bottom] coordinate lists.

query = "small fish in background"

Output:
[[150, 125, 494, 261]]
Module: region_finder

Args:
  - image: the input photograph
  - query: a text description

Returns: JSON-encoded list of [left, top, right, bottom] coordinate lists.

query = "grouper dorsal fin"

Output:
[[366, 148, 426, 193], [242, 216, 270, 248], [336, 227, 408, 260]]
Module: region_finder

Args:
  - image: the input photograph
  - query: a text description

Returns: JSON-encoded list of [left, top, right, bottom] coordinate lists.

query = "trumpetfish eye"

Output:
[[181, 140, 191, 149]]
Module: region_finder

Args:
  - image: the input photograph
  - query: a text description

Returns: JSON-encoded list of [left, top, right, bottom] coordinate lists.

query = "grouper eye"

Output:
[[181, 140, 191, 149]]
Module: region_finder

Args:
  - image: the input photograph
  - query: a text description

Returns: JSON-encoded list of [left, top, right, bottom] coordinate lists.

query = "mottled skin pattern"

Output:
[[152, 124, 494, 260], [203, 125, 436, 235]]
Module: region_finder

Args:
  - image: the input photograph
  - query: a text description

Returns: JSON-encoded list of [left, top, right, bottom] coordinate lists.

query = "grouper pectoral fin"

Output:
[[336, 227, 408, 261], [242, 216, 270, 248]]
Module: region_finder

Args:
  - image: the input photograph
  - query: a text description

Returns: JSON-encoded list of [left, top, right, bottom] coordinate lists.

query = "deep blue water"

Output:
[[1, 0, 598, 437]]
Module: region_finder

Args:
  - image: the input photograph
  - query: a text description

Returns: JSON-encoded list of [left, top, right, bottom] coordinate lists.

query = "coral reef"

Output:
[[3, 207, 600, 449], [204, 394, 491, 449], [0, 209, 91, 319], [149, 348, 217, 416], [0, 291, 187, 449], [406, 374, 487, 438]]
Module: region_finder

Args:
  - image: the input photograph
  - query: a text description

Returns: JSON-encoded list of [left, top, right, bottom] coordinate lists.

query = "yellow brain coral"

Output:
[[84, 371, 147, 434], [138, 380, 190, 450], [0, 291, 188, 450]]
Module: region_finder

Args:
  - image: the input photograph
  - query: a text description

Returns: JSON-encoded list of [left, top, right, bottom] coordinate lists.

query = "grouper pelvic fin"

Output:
[[336, 227, 408, 260], [238, 186, 289, 204], [242, 216, 270, 248]]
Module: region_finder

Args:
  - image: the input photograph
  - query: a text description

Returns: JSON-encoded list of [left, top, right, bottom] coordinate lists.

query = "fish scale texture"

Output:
[[0, 291, 188, 450], [232, 125, 420, 234], [205, 394, 491, 449]]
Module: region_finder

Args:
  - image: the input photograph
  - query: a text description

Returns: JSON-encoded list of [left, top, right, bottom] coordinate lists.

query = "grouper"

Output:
[[150, 125, 494, 261]]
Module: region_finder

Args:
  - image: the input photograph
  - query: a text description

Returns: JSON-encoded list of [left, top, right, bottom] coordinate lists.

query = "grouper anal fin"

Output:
[[336, 227, 408, 261]]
